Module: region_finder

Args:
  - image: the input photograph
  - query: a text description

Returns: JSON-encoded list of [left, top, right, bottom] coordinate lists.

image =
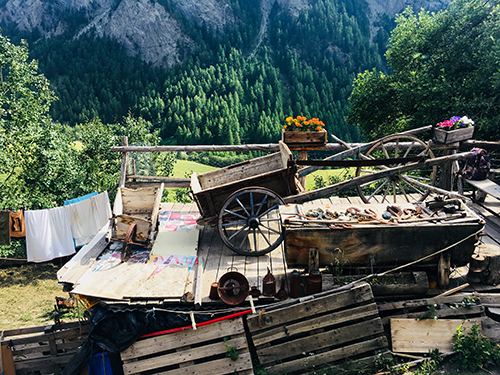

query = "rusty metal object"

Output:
[[121, 223, 137, 262], [250, 286, 261, 298], [306, 270, 322, 295], [262, 267, 276, 297], [275, 277, 288, 300], [209, 282, 220, 300], [217, 269, 249, 305], [289, 270, 301, 298]]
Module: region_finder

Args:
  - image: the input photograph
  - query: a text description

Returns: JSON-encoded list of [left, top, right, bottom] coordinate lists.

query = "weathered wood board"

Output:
[[121, 317, 254, 375], [281, 203, 483, 268], [57, 222, 110, 285], [247, 282, 388, 375], [1, 321, 89, 375], [391, 318, 482, 353], [197, 224, 287, 304]]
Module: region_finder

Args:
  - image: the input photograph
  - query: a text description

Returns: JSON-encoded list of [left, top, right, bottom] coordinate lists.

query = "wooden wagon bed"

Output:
[[191, 141, 302, 223]]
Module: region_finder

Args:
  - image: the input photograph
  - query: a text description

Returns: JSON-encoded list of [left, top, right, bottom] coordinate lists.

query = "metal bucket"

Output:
[[217, 268, 249, 305]]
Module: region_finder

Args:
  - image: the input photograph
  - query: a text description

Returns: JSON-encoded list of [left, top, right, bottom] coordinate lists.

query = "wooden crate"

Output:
[[282, 129, 327, 145], [0, 321, 89, 375], [121, 317, 254, 375], [433, 126, 474, 144], [246, 282, 389, 375]]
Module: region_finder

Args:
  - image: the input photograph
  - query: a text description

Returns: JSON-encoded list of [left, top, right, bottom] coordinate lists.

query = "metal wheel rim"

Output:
[[121, 223, 137, 262], [355, 135, 437, 204], [218, 187, 285, 256]]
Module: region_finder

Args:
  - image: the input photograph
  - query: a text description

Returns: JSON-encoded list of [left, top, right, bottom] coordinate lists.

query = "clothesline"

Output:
[[0, 191, 112, 263]]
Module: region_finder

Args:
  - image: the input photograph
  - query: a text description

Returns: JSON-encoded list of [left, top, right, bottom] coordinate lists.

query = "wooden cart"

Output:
[[112, 183, 164, 261], [191, 141, 303, 256], [190, 127, 476, 258]]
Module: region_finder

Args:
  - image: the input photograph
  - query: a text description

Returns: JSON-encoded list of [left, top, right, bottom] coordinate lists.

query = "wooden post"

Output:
[[308, 247, 319, 273], [438, 149, 457, 191], [438, 251, 451, 288], [299, 150, 308, 189], [118, 136, 129, 188]]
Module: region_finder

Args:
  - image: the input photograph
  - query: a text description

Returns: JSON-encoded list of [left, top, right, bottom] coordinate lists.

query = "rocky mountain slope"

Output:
[[0, 0, 450, 67]]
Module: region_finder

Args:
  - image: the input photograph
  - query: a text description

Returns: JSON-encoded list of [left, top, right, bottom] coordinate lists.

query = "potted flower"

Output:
[[282, 116, 328, 145], [433, 116, 475, 144]]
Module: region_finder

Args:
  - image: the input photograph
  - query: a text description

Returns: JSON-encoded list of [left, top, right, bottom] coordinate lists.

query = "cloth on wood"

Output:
[[64, 191, 98, 206], [9, 209, 26, 237], [0, 210, 10, 246], [25, 207, 75, 262], [65, 191, 112, 247]]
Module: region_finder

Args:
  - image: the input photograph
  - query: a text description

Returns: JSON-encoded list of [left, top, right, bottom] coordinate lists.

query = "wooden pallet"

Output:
[[121, 316, 254, 375], [246, 282, 389, 375], [0, 321, 89, 375], [377, 294, 486, 350]]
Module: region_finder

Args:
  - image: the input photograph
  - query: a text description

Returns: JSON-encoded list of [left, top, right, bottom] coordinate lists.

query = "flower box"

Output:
[[282, 129, 327, 145], [433, 126, 474, 144]]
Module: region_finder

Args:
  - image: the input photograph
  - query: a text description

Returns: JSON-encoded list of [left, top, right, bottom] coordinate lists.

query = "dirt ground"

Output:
[[0, 260, 76, 330]]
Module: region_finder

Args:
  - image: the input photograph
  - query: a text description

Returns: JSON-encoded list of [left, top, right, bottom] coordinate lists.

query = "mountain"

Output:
[[0, 0, 451, 144]]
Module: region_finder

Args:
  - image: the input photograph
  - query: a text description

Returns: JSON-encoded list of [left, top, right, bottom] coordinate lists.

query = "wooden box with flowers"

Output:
[[282, 116, 327, 145], [433, 116, 475, 144]]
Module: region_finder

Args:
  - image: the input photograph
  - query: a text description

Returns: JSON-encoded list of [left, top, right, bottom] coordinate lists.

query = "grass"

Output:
[[172, 159, 216, 178], [0, 262, 68, 330], [305, 168, 355, 190]]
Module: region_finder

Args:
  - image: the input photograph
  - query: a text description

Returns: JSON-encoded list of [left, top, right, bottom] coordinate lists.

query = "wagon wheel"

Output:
[[218, 187, 285, 256], [121, 223, 137, 262], [355, 134, 437, 204]]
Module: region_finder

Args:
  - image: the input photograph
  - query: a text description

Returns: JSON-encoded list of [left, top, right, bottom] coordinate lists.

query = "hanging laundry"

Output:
[[65, 191, 112, 247], [0, 210, 10, 246], [64, 191, 98, 206], [25, 206, 75, 262], [92, 191, 112, 230], [9, 209, 26, 238]]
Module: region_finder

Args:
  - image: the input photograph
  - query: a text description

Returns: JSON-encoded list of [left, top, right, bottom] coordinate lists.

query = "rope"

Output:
[[352, 228, 483, 284]]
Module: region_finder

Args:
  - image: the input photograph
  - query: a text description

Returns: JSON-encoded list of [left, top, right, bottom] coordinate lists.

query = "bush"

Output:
[[0, 239, 27, 260], [453, 323, 500, 371]]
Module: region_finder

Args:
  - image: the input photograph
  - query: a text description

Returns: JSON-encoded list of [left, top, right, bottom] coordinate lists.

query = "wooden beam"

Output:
[[125, 180, 190, 188], [287, 151, 474, 204], [438, 251, 451, 288], [118, 136, 129, 188]]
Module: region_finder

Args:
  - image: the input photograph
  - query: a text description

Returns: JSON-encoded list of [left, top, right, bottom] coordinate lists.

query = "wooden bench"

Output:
[[460, 169, 500, 202]]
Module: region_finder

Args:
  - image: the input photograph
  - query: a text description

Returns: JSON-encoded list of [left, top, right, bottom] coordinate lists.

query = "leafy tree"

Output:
[[348, 0, 500, 140]]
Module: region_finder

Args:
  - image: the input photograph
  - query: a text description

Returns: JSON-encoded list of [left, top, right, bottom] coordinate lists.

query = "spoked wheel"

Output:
[[355, 135, 437, 204], [218, 187, 285, 256], [121, 223, 137, 262]]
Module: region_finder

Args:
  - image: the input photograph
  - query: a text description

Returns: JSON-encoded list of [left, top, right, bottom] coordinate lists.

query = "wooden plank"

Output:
[[197, 153, 283, 190], [465, 178, 500, 201], [198, 226, 223, 303], [263, 336, 388, 375], [252, 302, 379, 347], [57, 223, 110, 284], [155, 352, 253, 375], [1, 345, 16, 375], [119, 136, 129, 188], [256, 318, 384, 365], [390, 318, 482, 353], [381, 305, 485, 326], [71, 259, 157, 300], [247, 283, 374, 332], [124, 337, 248, 374], [11, 352, 76, 370], [121, 318, 246, 360]]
